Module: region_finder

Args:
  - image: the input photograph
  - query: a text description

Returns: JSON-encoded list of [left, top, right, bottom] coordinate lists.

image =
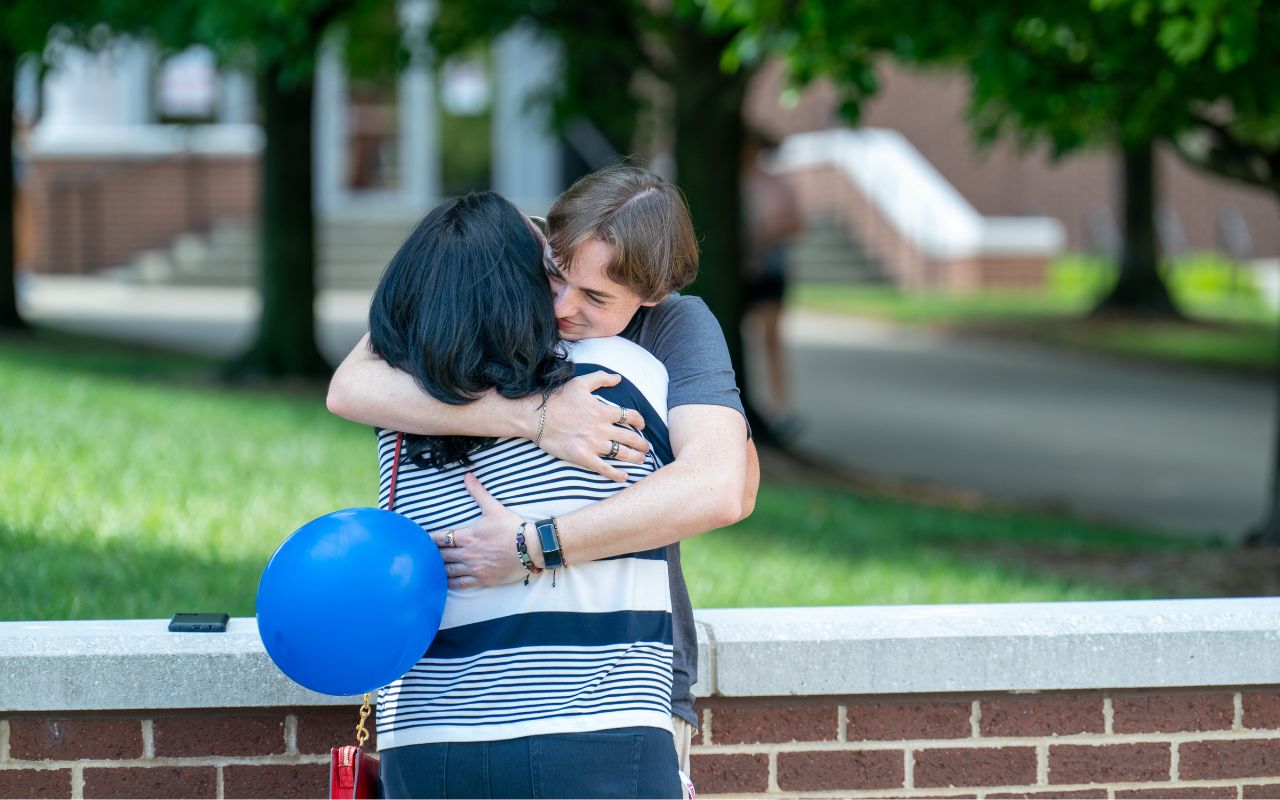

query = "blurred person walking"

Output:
[[742, 129, 804, 439]]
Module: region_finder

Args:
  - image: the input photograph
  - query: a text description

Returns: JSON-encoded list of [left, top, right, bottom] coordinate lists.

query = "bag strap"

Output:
[[387, 432, 404, 512]]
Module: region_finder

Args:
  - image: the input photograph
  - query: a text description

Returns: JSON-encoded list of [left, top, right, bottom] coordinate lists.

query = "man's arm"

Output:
[[436, 404, 757, 588], [327, 333, 650, 481]]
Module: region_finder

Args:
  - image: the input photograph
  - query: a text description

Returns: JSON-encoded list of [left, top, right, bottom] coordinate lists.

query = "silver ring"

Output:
[[617, 408, 630, 426], [443, 531, 455, 548], [607, 440, 620, 459]]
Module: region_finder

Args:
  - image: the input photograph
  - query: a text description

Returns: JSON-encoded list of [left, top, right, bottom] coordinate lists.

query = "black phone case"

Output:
[[168, 613, 229, 632]]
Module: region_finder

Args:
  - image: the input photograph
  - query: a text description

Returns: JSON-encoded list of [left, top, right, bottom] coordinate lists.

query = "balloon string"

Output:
[[388, 432, 404, 512]]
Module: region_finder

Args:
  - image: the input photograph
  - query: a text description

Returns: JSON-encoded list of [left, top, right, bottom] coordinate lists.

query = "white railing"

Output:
[[775, 128, 1065, 260]]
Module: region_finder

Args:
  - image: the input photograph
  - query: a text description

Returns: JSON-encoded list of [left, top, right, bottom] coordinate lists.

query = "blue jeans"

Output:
[[379, 726, 681, 799]]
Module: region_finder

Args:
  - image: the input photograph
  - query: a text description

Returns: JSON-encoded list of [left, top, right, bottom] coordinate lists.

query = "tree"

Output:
[[732, 0, 1280, 540], [722, 0, 1269, 317], [431, 0, 785, 437], [89, 0, 397, 379], [0, 1, 80, 332], [1106, 0, 1280, 544]]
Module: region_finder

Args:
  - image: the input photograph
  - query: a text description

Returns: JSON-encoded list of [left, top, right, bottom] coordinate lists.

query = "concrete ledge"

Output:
[[3, 598, 1277, 712]]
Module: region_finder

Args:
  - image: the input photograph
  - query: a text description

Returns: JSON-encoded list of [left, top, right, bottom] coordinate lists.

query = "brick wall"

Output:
[[20, 154, 257, 275], [5, 689, 1279, 798], [689, 689, 1280, 798], [0, 707, 356, 799]]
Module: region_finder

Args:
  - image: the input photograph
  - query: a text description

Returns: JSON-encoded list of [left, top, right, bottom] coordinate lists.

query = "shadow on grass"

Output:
[[0, 521, 266, 621], [0, 326, 330, 398]]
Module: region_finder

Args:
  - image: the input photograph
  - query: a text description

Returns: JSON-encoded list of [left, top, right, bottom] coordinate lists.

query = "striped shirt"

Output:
[[375, 336, 674, 749]]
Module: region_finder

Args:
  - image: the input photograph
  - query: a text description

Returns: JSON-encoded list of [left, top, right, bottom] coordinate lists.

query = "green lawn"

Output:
[[0, 330, 1232, 621], [791, 253, 1278, 373]]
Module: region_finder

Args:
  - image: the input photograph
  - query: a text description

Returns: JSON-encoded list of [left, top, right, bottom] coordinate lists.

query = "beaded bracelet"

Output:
[[515, 523, 543, 586]]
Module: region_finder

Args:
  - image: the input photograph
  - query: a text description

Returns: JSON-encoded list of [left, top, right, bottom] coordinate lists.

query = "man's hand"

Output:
[[429, 473, 538, 589], [539, 372, 651, 483]]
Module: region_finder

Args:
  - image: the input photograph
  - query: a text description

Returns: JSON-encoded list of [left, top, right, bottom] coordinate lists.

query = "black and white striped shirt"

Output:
[[375, 336, 674, 748]]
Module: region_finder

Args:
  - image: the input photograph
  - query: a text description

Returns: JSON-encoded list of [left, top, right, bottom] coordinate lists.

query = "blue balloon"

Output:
[[256, 508, 447, 696]]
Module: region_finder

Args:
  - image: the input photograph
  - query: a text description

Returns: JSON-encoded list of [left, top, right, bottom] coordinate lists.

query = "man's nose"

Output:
[[552, 287, 577, 317]]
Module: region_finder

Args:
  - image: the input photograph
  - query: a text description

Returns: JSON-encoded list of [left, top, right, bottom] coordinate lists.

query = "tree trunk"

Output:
[[1092, 139, 1180, 318], [0, 44, 27, 332], [229, 63, 329, 380], [669, 24, 778, 439]]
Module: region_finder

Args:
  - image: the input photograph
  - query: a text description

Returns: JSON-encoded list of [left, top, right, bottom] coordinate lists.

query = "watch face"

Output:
[[536, 520, 563, 568]]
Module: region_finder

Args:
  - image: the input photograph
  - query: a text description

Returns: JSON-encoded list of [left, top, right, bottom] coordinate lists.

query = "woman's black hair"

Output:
[[367, 191, 573, 469]]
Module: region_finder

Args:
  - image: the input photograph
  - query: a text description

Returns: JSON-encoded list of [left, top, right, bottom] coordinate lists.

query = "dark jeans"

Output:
[[379, 726, 681, 799]]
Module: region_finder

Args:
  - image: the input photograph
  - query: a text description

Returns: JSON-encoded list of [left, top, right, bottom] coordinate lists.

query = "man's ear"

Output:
[[640, 298, 661, 308]]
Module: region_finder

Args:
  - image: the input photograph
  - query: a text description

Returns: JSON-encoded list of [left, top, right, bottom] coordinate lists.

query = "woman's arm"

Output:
[[327, 334, 651, 481], [433, 404, 756, 589]]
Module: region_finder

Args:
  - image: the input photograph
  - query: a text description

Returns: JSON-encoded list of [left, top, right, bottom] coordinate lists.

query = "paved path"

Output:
[[779, 312, 1271, 538], [21, 276, 1272, 538]]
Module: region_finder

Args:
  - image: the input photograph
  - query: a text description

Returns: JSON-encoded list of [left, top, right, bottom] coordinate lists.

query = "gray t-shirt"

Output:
[[620, 292, 747, 727]]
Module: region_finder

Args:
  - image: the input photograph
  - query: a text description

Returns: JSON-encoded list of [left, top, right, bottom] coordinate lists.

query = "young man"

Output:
[[326, 165, 758, 777]]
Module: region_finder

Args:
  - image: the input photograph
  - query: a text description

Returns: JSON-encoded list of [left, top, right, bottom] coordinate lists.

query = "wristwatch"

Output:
[[534, 518, 563, 569]]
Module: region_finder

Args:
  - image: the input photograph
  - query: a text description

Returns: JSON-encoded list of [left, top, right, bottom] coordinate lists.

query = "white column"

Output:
[[492, 23, 561, 213], [313, 34, 348, 217], [40, 39, 153, 131], [217, 71, 254, 125], [398, 0, 439, 211]]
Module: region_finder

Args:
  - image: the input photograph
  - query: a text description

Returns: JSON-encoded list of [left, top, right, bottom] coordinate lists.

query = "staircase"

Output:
[[114, 212, 888, 291], [110, 217, 421, 290], [789, 216, 888, 284]]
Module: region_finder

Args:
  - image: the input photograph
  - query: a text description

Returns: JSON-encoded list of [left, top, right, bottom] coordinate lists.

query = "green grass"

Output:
[[791, 253, 1277, 372], [0, 330, 1228, 621]]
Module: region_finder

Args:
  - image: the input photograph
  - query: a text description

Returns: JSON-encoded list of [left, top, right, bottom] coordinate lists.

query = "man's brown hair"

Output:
[[546, 165, 699, 302]]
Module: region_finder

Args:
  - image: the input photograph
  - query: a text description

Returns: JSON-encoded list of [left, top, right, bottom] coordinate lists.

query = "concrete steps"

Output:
[[109, 214, 886, 289]]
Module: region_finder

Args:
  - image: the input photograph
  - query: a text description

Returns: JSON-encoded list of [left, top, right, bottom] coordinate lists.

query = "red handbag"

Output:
[[329, 433, 405, 799], [330, 738, 380, 799]]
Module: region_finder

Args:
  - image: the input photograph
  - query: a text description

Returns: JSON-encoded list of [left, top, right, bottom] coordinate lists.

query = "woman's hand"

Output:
[[537, 372, 650, 483], [429, 473, 536, 589]]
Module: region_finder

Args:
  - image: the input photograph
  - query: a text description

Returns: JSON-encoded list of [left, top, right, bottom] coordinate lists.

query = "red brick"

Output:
[[1117, 788, 1236, 799], [296, 708, 376, 755], [1112, 693, 1235, 734], [153, 714, 285, 757], [710, 703, 837, 745], [1245, 784, 1280, 799], [982, 695, 1104, 737], [690, 753, 769, 794], [689, 701, 706, 745], [1049, 743, 1171, 785], [1180, 739, 1280, 780], [1245, 693, 1280, 730], [83, 767, 216, 799], [913, 747, 1037, 788], [847, 699, 970, 741], [0, 769, 72, 799], [988, 792, 1107, 799], [8, 719, 143, 761], [223, 764, 328, 799], [777, 749, 904, 791]]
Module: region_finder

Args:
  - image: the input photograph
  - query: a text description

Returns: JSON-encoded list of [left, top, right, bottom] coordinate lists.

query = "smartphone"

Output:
[[168, 612, 230, 633]]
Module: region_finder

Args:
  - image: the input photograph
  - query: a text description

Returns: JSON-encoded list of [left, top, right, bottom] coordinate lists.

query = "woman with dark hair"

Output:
[[366, 191, 681, 799]]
